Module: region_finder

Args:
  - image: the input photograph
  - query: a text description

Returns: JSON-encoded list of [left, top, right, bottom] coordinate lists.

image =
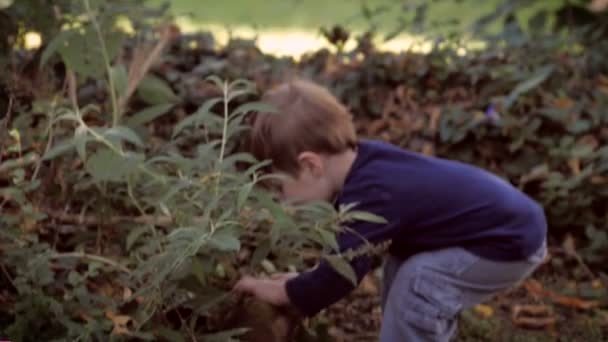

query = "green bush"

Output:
[[0, 2, 385, 340]]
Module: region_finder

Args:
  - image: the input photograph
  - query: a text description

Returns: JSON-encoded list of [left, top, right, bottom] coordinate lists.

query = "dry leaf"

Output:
[[562, 234, 576, 257], [426, 106, 441, 135], [592, 279, 603, 289], [123, 287, 133, 301], [553, 97, 574, 109], [523, 279, 599, 311], [356, 275, 378, 295], [551, 295, 599, 310], [106, 310, 132, 335], [513, 316, 557, 329], [567, 158, 581, 176], [524, 279, 545, 299], [512, 304, 552, 317], [473, 304, 494, 319], [512, 304, 556, 329]]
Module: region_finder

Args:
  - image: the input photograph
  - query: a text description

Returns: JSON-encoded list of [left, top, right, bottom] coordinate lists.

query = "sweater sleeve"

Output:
[[285, 185, 399, 317]]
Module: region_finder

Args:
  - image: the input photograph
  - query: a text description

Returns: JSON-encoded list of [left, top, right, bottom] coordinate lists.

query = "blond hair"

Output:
[[249, 79, 357, 175]]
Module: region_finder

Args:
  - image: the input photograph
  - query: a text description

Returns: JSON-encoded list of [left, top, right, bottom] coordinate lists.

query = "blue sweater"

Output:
[[285, 139, 547, 317]]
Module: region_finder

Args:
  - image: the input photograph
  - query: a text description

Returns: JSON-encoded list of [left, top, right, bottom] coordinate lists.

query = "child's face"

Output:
[[276, 152, 335, 204]]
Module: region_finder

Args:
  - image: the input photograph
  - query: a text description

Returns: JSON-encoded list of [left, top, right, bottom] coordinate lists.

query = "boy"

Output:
[[234, 80, 547, 341]]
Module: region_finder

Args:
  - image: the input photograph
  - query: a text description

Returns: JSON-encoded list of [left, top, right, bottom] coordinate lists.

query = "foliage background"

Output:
[[1, 0, 608, 341]]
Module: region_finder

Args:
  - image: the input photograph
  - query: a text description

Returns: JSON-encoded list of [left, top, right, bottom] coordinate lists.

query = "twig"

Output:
[[49, 252, 131, 274], [0, 263, 17, 291], [118, 25, 175, 111], [44, 209, 175, 226], [83, 0, 119, 126], [2, 96, 13, 129], [66, 69, 79, 114]]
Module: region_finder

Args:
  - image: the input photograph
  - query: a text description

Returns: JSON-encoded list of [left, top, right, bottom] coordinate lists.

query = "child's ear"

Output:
[[297, 152, 324, 178]]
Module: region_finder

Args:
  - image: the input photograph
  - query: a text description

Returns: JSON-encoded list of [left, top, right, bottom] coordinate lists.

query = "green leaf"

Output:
[[42, 139, 75, 160], [74, 124, 88, 161], [191, 256, 207, 286], [85, 149, 142, 182], [208, 229, 241, 252], [136, 74, 179, 105], [346, 211, 388, 224], [172, 98, 222, 137], [40, 30, 73, 67], [205, 75, 225, 89], [67, 270, 81, 286], [126, 225, 149, 251], [504, 65, 555, 109], [125, 103, 174, 127], [230, 101, 278, 118], [318, 229, 339, 251], [57, 28, 125, 78], [324, 255, 357, 286], [250, 240, 271, 265], [237, 183, 253, 210], [103, 126, 144, 147], [110, 64, 128, 99]]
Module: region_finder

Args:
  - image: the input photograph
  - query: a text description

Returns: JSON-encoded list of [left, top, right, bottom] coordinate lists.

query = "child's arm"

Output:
[[234, 183, 399, 316], [284, 192, 398, 317]]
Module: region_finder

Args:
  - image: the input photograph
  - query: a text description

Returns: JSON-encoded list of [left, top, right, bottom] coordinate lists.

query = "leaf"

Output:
[[201, 328, 250, 342], [136, 74, 179, 105], [191, 256, 207, 286], [85, 149, 142, 182], [42, 139, 75, 160], [562, 234, 576, 257], [208, 229, 241, 252], [318, 229, 339, 251], [74, 124, 88, 161], [125, 103, 174, 127], [58, 28, 125, 78], [230, 101, 278, 117], [346, 210, 388, 224], [237, 183, 253, 210], [103, 126, 144, 147], [324, 255, 357, 286], [250, 240, 271, 265], [106, 310, 132, 336], [111, 64, 128, 99], [473, 304, 494, 319], [126, 225, 149, 251], [511, 304, 556, 329], [40, 30, 73, 67], [205, 75, 225, 89], [172, 98, 223, 137], [504, 65, 555, 109]]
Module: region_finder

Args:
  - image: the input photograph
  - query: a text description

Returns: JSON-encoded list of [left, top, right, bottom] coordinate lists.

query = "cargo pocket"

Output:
[[401, 271, 463, 335]]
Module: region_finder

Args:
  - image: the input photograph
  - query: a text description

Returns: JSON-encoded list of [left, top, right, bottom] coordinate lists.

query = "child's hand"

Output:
[[233, 273, 298, 307]]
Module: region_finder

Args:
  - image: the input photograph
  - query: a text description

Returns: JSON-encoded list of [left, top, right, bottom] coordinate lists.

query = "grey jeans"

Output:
[[379, 241, 547, 342]]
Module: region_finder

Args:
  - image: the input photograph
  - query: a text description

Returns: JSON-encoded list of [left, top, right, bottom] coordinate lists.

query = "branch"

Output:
[[50, 252, 131, 274], [118, 24, 177, 111], [44, 209, 175, 226]]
